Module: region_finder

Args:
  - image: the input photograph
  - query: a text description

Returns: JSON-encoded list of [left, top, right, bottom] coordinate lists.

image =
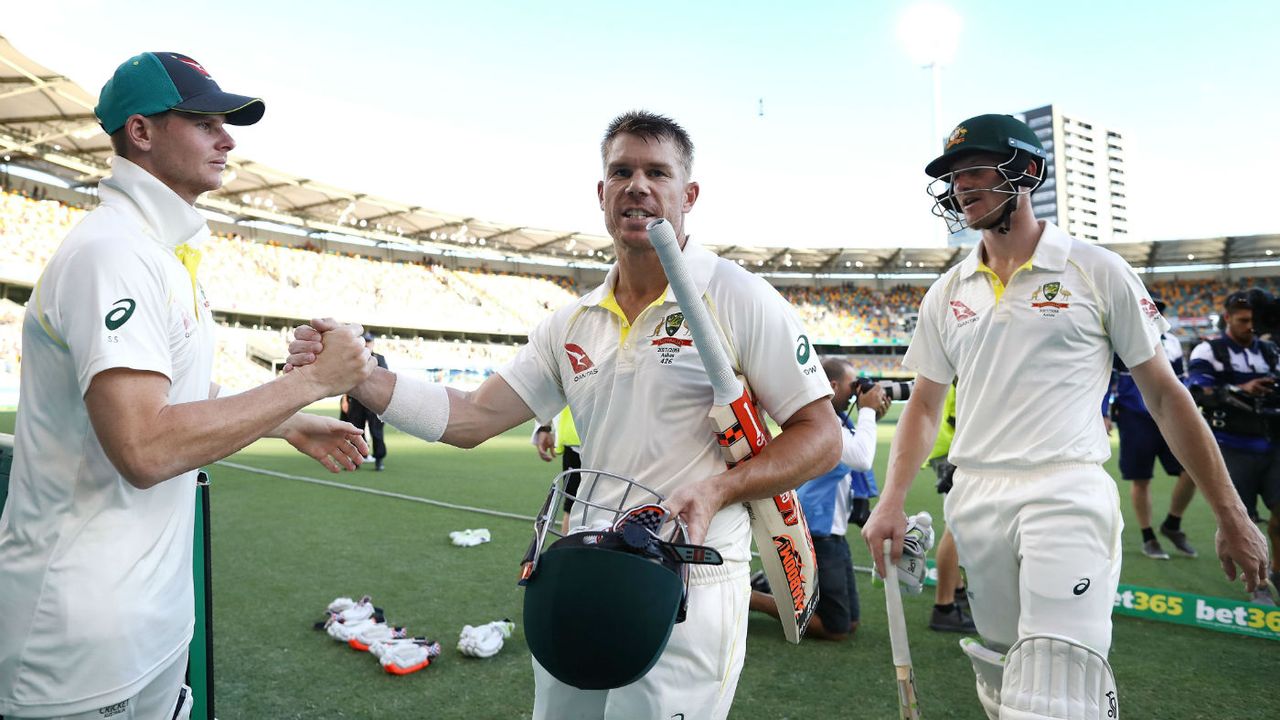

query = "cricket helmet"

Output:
[[519, 469, 723, 690], [925, 114, 1047, 233]]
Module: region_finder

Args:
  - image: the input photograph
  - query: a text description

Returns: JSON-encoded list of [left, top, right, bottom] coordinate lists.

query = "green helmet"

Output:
[[925, 114, 1046, 179], [924, 114, 1047, 233], [519, 470, 723, 690]]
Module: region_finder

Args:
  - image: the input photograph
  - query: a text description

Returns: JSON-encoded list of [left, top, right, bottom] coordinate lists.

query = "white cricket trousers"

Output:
[[5, 650, 190, 720], [532, 562, 750, 720], [946, 463, 1123, 655]]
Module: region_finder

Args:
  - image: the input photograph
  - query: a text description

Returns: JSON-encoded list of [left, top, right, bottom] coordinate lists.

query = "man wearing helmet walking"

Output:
[[862, 114, 1267, 719]]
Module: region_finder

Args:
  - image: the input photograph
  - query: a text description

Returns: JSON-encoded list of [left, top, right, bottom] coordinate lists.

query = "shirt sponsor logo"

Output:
[[950, 300, 977, 321], [565, 343, 594, 373], [565, 343, 598, 382], [105, 298, 136, 330], [1031, 281, 1072, 317], [949, 300, 980, 327]]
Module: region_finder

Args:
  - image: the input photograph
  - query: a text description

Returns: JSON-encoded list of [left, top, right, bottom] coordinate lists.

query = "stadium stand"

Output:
[[3, 186, 1279, 401], [0, 33, 1278, 402]]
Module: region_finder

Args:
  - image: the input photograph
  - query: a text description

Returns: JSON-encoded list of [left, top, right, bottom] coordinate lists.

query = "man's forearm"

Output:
[[349, 366, 397, 414], [103, 370, 326, 488], [711, 402, 841, 506]]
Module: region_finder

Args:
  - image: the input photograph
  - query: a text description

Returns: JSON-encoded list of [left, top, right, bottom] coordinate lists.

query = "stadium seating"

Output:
[[1, 188, 1278, 392]]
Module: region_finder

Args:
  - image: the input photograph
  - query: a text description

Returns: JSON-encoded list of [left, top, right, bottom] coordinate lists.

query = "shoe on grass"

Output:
[[1141, 538, 1170, 560], [929, 603, 977, 633], [1250, 585, 1277, 606], [749, 569, 771, 595], [1159, 525, 1198, 558]]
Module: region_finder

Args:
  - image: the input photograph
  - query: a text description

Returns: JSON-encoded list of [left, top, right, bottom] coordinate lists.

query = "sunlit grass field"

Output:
[[2, 407, 1275, 718]]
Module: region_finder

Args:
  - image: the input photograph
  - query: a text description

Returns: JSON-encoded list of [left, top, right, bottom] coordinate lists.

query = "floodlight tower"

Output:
[[898, 2, 963, 244], [898, 3, 963, 153]]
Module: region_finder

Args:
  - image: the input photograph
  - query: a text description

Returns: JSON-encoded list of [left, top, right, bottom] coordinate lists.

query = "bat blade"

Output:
[[647, 218, 819, 643], [884, 539, 922, 719]]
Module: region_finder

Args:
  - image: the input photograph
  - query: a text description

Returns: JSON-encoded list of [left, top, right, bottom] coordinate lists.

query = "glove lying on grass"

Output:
[[449, 529, 492, 547], [458, 619, 515, 658], [373, 637, 443, 675], [350, 621, 409, 651]]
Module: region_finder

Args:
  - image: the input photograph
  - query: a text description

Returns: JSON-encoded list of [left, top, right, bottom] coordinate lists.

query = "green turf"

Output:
[[2, 408, 1276, 718]]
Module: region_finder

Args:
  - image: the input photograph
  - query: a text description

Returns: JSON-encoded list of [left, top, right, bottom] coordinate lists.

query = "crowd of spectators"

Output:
[[2, 189, 1279, 391], [781, 285, 927, 345]]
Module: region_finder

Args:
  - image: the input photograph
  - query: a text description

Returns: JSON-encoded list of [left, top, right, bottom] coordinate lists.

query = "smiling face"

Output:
[[597, 132, 699, 252]]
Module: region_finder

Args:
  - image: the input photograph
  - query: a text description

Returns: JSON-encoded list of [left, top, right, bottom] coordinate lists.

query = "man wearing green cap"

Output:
[[862, 113, 1268, 719], [0, 53, 374, 719]]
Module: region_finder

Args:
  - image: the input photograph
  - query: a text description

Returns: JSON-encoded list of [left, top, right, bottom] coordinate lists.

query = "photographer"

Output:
[[1188, 290, 1280, 604], [749, 357, 889, 640]]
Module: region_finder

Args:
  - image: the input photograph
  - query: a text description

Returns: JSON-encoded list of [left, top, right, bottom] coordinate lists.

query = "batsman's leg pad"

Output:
[[960, 637, 1006, 720], [1001, 633, 1119, 719]]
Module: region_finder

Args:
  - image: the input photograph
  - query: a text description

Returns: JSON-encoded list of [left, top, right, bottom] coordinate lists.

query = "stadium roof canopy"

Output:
[[2, 35, 1278, 279]]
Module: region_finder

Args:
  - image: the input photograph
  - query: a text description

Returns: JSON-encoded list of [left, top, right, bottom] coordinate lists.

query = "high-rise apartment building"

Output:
[[1018, 105, 1129, 243]]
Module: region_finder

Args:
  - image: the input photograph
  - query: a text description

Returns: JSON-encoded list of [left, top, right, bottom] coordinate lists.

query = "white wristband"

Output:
[[379, 373, 450, 442]]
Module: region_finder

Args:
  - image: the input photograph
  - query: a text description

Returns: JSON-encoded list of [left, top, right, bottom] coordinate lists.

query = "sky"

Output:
[[5, 1, 1279, 249]]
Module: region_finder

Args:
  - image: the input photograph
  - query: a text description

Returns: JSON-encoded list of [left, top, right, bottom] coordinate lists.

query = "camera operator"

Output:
[[1188, 290, 1280, 604], [748, 356, 889, 640]]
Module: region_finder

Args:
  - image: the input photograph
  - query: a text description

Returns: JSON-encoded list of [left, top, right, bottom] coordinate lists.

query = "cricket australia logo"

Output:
[[649, 311, 693, 365], [1030, 281, 1072, 317], [564, 343, 598, 382], [949, 300, 979, 327]]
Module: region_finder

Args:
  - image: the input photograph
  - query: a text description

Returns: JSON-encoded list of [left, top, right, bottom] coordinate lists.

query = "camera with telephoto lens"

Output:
[[1240, 288, 1280, 338], [853, 376, 913, 402]]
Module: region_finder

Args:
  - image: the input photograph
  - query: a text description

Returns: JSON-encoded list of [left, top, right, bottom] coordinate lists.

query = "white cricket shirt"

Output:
[[0, 158, 216, 716], [903, 221, 1167, 471], [502, 236, 831, 567]]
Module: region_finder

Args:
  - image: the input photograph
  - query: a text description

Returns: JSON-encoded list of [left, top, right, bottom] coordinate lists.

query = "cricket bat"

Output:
[[647, 218, 818, 644], [883, 538, 922, 719]]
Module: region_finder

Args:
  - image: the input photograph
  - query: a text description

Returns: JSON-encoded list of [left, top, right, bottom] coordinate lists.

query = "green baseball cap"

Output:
[[95, 52, 264, 135], [925, 114, 1045, 178]]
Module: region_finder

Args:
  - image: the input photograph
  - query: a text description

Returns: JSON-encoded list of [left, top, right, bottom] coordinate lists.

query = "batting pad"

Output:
[[1002, 633, 1118, 719], [960, 637, 1006, 720]]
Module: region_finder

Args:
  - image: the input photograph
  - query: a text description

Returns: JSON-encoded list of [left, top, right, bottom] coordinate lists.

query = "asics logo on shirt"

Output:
[[104, 298, 136, 330], [1073, 578, 1091, 596]]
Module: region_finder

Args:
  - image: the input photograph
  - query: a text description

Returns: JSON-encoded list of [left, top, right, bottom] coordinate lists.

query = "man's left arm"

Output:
[[662, 396, 840, 544], [210, 380, 372, 463], [1130, 353, 1269, 590]]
